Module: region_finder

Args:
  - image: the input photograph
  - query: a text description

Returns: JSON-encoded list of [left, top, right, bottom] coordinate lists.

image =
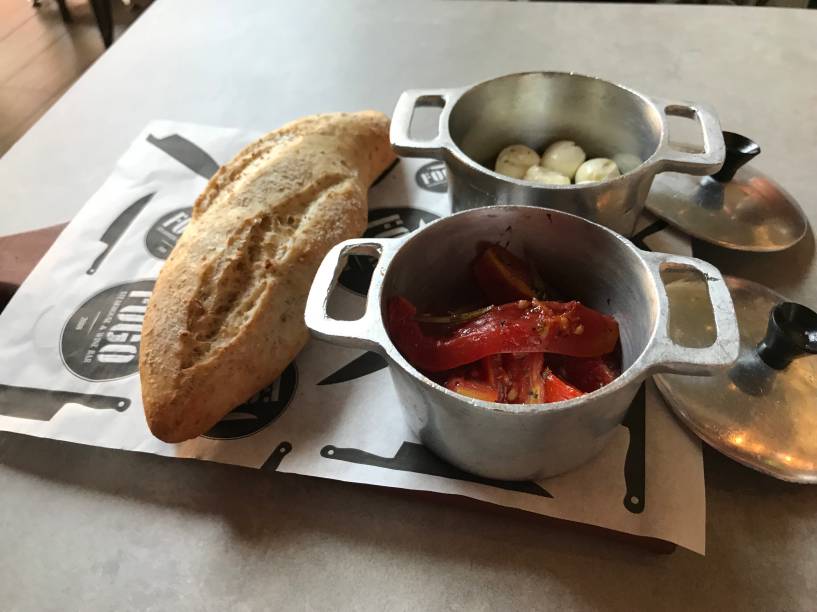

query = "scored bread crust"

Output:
[[139, 111, 396, 443]]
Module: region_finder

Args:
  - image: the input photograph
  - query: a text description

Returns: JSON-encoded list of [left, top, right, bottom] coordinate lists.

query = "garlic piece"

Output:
[[495, 145, 540, 179], [541, 140, 586, 179], [575, 158, 621, 184], [523, 166, 571, 185]]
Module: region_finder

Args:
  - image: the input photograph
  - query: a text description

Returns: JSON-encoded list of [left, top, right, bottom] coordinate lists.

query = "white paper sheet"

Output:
[[0, 121, 705, 553]]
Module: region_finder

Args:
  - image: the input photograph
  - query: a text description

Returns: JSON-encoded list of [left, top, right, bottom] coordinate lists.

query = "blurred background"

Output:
[[0, 0, 811, 157], [0, 0, 152, 156]]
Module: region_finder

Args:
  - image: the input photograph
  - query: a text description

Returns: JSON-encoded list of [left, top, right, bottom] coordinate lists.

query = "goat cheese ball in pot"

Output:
[[540, 140, 586, 179], [575, 158, 621, 184], [495, 145, 540, 179]]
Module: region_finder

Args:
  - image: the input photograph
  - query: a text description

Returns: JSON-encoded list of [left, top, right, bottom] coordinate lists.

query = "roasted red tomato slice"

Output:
[[543, 370, 585, 402], [502, 353, 546, 404], [479, 355, 507, 399], [444, 377, 500, 402], [444, 355, 589, 404], [387, 296, 619, 372], [472, 244, 536, 303], [545, 354, 621, 392]]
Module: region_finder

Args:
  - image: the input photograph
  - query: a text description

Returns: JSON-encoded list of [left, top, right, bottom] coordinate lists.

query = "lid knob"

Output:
[[756, 302, 817, 370], [711, 132, 761, 183]]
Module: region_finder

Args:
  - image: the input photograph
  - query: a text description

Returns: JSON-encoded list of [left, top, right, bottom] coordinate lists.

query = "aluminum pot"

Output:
[[305, 207, 739, 480], [391, 72, 725, 237]]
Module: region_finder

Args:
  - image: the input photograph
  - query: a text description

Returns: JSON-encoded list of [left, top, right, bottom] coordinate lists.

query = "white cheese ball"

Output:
[[541, 140, 586, 179], [613, 153, 642, 175], [523, 166, 571, 185], [495, 145, 540, 179], [575, 158, 621, 184]]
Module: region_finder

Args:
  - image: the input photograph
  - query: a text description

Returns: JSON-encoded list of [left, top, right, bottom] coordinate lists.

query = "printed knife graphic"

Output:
[[146, 133, 220, 179], [371, 157, 400, 187], [622, 383, 646, 514], [261, 442, 293, 472], [318, 351, 388, 385], [0, 384, 130, 421], [321, 442, 552, 498], [87, 192, 155, 274], [630, 219, 668, 252]]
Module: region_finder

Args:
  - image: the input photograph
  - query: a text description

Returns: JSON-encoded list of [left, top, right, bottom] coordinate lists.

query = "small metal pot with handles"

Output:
[[305, 207, 739, 480], [391, 72, 725, 237]]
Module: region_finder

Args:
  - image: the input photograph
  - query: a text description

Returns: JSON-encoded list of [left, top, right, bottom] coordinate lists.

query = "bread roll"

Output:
[[139, 111, 395, 442]]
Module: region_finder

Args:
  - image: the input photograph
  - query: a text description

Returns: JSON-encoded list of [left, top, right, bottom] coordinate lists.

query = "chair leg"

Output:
[[89, 0, 114, 48], [55, 0, 72, 22]]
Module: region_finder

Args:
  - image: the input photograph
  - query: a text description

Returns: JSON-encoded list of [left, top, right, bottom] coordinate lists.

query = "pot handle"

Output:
[[652, 98, 726, 175], [390, 89, 455, 159], [643, 252, 740, 375], [304, 238, 398, 353]]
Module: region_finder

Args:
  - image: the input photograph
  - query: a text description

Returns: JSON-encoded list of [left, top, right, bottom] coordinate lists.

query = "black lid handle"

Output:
[[711, 132, 761, 182], [756, 302, 817, 370]]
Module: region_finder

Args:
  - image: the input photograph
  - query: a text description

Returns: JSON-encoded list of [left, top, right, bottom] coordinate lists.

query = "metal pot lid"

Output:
[[654, 276, 817, 483], [646, 132, 808, 252]]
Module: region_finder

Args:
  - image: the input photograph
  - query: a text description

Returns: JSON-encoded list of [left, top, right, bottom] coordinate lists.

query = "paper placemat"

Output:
[[0, 121, 705, 553]]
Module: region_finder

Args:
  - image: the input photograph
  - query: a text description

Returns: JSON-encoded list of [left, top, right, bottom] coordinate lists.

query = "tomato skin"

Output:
[[544, 354, 621, 392], [472, 245, 536, 303], [443, 354, 586, 404], [502, 353, 546, 404], [479, 355, 503, 389], [543, 370, 585, 402], [387, 296, 619, 373], [444, 377, 500, 402]]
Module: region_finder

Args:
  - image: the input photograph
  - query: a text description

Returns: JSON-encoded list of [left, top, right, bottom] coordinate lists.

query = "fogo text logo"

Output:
[[146, 208, 193, 259], [415, 161, 447, 193], [61, 280, 154, 381]]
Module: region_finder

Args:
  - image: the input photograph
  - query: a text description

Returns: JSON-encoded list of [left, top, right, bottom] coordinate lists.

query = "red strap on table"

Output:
[[0, 224, 66, 312]]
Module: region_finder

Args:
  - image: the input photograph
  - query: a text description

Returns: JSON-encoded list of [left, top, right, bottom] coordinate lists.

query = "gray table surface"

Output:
[[2, 0, 817, 610]]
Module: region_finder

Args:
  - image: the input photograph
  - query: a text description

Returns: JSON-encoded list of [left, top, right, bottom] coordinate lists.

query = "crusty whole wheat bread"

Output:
[[139, 111, 395, 442]]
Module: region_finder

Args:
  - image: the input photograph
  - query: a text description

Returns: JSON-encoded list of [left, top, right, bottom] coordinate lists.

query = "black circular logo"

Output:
[[415, 161, 448, 193], [145, 207, 192, 259], [61, 280, 154, 381], [204, 362, 297, 440], [338, 207, 439, 295]]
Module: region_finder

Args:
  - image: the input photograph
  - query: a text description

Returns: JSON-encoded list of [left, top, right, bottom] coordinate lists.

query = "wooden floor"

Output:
[[0, 0, 147, 157]]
